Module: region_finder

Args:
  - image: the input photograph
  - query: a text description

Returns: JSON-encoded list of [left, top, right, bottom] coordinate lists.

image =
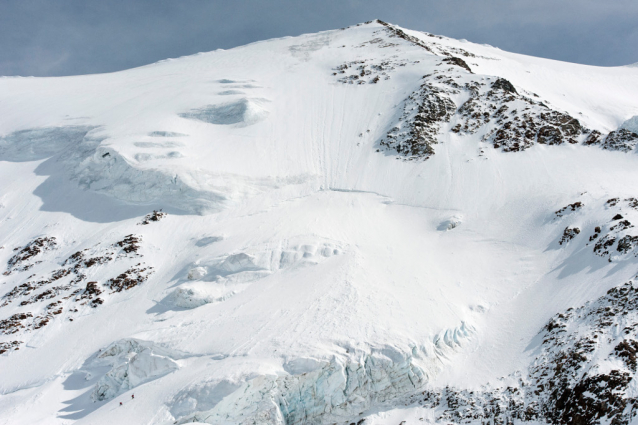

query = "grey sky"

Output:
[[1, 0, 637, 77]]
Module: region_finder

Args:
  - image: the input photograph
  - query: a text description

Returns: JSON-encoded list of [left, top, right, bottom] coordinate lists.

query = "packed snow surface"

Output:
[[1, 20, 638, 425]]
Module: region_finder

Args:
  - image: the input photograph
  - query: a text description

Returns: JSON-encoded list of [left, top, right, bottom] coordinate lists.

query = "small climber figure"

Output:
[[120, 402, 122, 406], [131, 394, 134, 399]]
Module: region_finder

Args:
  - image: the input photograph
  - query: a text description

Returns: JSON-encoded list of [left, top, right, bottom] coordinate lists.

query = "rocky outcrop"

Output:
[[406, 279, 638, 425], [380, 81, 456, 159], [374, 56, 591, 158]]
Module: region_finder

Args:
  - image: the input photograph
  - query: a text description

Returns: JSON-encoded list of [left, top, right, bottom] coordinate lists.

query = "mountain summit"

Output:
[[1, 20, 638, 425]]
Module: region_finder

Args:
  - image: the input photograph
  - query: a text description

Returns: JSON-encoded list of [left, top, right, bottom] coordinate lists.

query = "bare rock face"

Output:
[[491, 77, 517, 94]]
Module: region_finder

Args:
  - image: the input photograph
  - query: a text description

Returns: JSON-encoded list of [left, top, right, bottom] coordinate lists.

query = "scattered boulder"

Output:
[[491, 78, 517, 94], [442, 57, 472, 73]]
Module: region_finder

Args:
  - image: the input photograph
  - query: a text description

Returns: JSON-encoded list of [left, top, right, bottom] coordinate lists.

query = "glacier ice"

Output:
[[176, 323, 475, 424], [0, 126, 96, 162], [621, 115, 638, 134], [90, 339, 184, 401], [177, 350, 431, 425]]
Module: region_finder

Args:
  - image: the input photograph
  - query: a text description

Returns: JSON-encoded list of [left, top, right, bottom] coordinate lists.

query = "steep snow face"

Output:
[[1, 20, 638, 425]]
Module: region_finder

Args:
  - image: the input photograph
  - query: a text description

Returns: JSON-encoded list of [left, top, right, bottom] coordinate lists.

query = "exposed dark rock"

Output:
[[114, 235, 142, 256], [559, 227, 580, 245], [138, 210, 167, 225], [555, 202, 584, 217], [611, 220, 633, 231], [0, 313, 33, 335], [380, 81, 455, 159], [594, 235, 616, 256], [0, 340, 22, 354], [106, 266, 153, 292], [607, 198, 620, 207], [410, 280, 638, 425], [76, 281, 103, 307], [6, 237, 57, 274], [583, 130, 602, 146], [442, 57, 472, 73], [617, 235, 638, 255], [601, 129, 638, 152], [376, 20, 434, 53], [491, 78, 517, 94]]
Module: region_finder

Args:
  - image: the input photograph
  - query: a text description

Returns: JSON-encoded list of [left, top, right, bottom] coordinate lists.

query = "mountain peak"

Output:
[[1, 21, 638, 425]]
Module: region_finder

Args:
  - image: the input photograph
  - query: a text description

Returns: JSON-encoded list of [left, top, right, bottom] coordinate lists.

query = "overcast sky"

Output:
[[1, 0, 637, 77]]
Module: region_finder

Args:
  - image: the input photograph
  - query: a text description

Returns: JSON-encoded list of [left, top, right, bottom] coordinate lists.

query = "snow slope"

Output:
[[1, 20, 638, 425]]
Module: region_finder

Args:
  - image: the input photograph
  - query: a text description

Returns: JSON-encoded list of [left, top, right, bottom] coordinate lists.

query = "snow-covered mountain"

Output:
[[1, 20, 638, 425]]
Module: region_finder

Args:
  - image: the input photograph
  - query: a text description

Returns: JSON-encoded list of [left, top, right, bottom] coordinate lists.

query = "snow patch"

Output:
[[179, 98, 269, 127]]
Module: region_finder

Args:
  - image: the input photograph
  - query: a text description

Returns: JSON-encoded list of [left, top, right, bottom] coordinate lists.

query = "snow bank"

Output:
[[166, 284, 235, 309], [179, 98, 270, 127]]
